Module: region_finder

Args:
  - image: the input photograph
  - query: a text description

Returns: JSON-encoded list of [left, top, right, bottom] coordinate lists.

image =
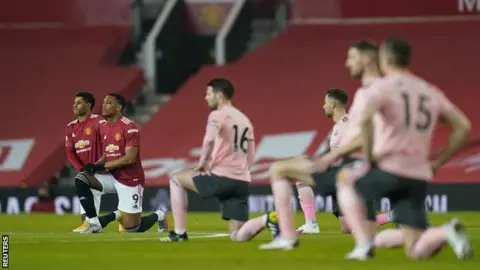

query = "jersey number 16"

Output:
[[233, 125, 249, 153]]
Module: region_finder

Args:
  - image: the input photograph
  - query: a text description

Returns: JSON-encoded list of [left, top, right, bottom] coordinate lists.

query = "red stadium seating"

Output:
[[0, 27, 143, 187], [139, 21, 480, 186]]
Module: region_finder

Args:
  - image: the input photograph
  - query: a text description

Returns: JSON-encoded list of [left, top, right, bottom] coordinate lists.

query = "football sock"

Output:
[[75, 176, 97, 218]]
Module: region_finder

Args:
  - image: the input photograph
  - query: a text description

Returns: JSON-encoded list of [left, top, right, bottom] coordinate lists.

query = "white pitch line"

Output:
[[9, 233, 230, 244], [2, 231, 228, 236]]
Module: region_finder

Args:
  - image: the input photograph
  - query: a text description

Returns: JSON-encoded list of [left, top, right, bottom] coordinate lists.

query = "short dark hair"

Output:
[[75, 92, 95, 110], [326, 88, 348, 105], [382, 38, 411, 68], [107, 93, 126, 111], [350, 40, 378, 56], [207, 78, 235, 100]]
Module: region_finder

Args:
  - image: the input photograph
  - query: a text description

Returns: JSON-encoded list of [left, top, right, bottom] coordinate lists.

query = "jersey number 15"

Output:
[[401, 92, 432, 131], [233, 125, 249, 153]]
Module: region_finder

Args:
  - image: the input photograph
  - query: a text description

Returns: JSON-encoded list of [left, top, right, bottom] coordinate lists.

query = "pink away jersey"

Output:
[[330, 114, 350, 151], [339, 79, 383, 159], [199, 105, 255, 182], [363, 73, 455, 181]]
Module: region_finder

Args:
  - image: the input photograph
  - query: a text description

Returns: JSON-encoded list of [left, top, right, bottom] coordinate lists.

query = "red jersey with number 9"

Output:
[[101, 116, 145, 187]]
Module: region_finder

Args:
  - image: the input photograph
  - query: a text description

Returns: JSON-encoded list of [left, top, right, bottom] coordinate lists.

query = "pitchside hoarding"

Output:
[[1, 183, 479, 215]]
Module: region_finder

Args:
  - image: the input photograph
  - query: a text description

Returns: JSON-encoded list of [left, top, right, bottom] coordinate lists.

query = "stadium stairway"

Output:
[[137, 20, 480, 186]]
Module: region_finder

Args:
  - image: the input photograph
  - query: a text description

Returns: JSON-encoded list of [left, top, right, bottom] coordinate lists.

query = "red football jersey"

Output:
[[101, 116, 145, 187], [65, 114, 105, 171]]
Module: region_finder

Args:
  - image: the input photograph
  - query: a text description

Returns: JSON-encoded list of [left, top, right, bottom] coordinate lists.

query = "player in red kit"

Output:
[[161, 78, 279, 243], [74, 93, 167, 234], [65, 92, 121, 232]]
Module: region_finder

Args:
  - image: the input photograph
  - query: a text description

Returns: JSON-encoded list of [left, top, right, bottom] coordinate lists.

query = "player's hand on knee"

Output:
[[82, 163, 105, 175], [193, 163, 210, 174], [310, 154, 335, 173]]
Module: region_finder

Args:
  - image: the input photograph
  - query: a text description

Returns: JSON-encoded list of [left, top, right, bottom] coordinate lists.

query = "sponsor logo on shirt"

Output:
[[105, 144, 120, 153], [127, 129, 139, 134], [74, 140, 90, 149]]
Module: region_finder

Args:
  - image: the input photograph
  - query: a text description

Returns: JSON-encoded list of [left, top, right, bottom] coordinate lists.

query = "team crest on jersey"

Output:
[[115, 133, 121, 141], [85, 128, 92, 136]]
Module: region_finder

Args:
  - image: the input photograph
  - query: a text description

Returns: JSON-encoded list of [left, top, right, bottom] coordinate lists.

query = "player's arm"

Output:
[[431, 96, 471, 172], [96, 155, 106, 165], [105, 127, 140, 170], [247, 128, 256, 167], [359, 104, 378, 163], [65, 129, 84, 171], [198, 112, 223, 167], [328, 135, 362, 159], [105, 146, 138, 170], [95, 122, 107, 165], [359, 85, 385, 163], [314, 131, 332, 156]]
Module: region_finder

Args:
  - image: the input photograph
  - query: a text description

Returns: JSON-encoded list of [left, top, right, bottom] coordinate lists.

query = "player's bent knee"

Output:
[[74, 172, 90, 186], [125, 224, 141, 233], [269, 161, 284, 176], [230, 231, 242, 242]]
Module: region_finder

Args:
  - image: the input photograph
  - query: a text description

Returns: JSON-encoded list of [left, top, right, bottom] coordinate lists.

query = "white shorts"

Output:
[[94, 173, 144, 214]]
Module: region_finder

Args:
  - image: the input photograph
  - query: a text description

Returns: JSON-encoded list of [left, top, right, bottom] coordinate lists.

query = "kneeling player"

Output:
[[295, 89, 392, 235], [75, 94, 167, 233], [66, 92, 128, 232], [337, 38, 473, 260], [161, 79, 278, 242]]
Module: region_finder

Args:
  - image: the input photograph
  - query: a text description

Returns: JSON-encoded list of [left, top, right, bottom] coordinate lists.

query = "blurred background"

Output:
[[0, 0, 479, 216]]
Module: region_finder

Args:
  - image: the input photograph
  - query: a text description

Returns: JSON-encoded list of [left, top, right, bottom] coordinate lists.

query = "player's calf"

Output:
[[74, 172, 99, 220], [296, 183, 318, 234], [230, 212, 280, 242], [121, 210, 166, 233], [338, 217, 351, 234]]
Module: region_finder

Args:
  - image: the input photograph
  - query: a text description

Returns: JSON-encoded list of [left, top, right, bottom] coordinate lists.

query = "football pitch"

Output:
[[1, 212, 478, 269]]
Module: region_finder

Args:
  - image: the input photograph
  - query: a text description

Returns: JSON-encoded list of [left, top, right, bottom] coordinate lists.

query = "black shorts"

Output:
[[311, 158, 376, 221], [352, 162, 428, 229], [193, 174, 249, 222]]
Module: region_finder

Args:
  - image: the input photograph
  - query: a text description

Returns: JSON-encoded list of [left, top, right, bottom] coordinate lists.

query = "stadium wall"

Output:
[[1, 184, 479, 215]]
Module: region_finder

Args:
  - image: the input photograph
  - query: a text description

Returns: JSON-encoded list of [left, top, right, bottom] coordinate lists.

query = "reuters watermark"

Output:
[[2, 235, 8, 268]]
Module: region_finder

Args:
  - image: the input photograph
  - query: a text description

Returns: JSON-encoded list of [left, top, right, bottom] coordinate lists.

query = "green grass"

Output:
[[0, 212, 479, 269]]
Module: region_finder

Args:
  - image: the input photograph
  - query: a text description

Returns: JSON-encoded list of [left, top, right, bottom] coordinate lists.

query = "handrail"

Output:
[[214, 0, 246, 66], [143, 0, 179, 91]]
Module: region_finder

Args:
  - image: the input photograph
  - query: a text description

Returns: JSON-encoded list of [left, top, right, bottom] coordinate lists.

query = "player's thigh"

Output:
[[353, 166, 400, 202], [93, 173, 117, 194], [332, 195, 376, 222], [192, 174, 222, 198], [174, 169, 198, 193], [394, 180, 429, 257], [390, 179, 428, 231], [312, 166, 338, 196], [218, 178, 249, 222], [271, 157, 313, 184], [114, 181, 144, 214]]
